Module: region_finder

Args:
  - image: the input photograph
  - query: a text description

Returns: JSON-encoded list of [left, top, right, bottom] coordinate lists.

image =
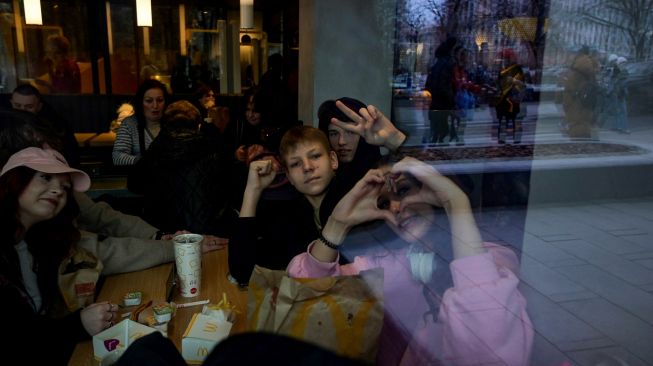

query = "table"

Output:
[[74, 132, 117, 148], [68, 249, 247, 366]]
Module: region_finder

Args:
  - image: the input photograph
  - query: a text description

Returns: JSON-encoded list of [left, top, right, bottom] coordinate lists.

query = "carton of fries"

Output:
[[181, 293, 235, 364], [92, 319, 160, 365], [181, 313, 232, 364], [201, 292, 238, 322]]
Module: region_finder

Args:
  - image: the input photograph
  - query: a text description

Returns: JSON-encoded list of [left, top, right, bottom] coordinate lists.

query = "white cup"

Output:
[[173, 233, 203, 297]]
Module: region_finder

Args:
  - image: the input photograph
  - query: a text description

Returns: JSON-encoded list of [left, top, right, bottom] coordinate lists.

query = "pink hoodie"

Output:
[[287, 242, 533, 365]]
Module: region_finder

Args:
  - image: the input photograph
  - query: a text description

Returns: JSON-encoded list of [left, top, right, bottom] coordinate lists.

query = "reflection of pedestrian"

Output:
[[45, 35, 80, 93], [562, 47, 599, 139], [452, 47, 479, 145], [610, 57, 630, 134], [424, 37, 457, 144], [494, 49, 525, 144]]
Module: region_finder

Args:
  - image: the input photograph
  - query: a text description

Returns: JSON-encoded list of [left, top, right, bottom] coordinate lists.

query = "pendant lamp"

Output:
[[240, 0, 253, 29], [136, 0, 152, 27], [24, 0, 42, 25]]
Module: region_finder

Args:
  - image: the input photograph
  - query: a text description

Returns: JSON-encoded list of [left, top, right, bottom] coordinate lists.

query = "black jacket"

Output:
[[129, 131, 233, 236], [228, 175, 352, 285]]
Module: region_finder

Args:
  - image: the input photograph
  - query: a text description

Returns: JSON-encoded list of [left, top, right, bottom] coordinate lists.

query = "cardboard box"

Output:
[[182, 313, 232, 364], [92, 319, 160, 365]]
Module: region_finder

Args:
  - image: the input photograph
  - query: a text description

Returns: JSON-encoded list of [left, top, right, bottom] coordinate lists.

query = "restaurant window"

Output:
[[0, 0, 91, 94], [107, 1, 182, 95], [390, 0, 653, 364]]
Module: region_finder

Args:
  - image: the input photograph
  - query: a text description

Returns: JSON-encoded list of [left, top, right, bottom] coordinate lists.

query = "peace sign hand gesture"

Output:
[[331, 100, 406, 151]]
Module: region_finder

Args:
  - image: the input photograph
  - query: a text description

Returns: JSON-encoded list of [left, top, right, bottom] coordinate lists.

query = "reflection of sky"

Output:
[[403, 0, 444, 27]]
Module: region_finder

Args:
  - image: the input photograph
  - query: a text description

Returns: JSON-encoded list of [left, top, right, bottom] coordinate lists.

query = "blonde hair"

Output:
[[279, 126, 331, 165]]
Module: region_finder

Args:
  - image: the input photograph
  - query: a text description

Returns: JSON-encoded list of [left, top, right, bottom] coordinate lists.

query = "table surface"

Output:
[[75, 132, 116, 148], [68, 248, 248, 366]]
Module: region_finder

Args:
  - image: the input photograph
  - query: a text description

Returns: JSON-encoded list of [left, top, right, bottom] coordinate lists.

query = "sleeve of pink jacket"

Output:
[[286, 242, 533, 366]]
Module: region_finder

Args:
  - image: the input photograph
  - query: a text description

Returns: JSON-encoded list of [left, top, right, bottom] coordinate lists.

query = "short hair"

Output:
[[279, 126, 331, 165], [0, 109, 64, 167], [47, 34, 70, 54], [12, 84, 42, 100], [162, 100, 201, 133], [194, 84, 214, 101], [317, 97, 366, 135]]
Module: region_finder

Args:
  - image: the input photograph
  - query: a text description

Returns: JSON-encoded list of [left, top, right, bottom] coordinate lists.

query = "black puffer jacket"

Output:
[[129, 132, 233, 236]]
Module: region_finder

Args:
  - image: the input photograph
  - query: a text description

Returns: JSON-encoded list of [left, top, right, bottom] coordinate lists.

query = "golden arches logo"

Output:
[[197, 347, 209, 357], [203, 322, 218, 332]]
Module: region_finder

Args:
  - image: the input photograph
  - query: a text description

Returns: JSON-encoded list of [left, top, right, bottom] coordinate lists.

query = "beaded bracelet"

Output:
[[318, 232, 341, 250]]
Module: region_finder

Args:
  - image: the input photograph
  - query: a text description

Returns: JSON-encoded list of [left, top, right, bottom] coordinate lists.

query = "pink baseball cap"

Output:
[[1, 147, 91, 192]]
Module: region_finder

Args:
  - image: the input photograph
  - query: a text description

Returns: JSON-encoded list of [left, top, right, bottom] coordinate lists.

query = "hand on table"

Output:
[[160, 230, 191, 241], [201, 235, 228, 252], [81, 302, 119, 335]]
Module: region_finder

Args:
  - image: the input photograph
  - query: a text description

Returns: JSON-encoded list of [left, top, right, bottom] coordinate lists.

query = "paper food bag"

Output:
[[247, 266, 384, 363], [58, 247, 103, 312]]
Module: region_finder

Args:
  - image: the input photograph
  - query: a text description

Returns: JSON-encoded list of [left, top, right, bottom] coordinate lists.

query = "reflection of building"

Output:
[[438, 0, 641, 67], [442, 0, 541, 68], [549, 0, 631, 61]]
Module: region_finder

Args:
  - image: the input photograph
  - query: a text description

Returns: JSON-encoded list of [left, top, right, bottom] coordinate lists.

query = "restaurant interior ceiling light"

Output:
[[24, 0, 43, 25], [240, 0, 253, 29], [136, 0, 152, 27]]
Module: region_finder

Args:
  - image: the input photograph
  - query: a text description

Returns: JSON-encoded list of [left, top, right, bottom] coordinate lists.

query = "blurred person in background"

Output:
[[128, 101, 234, 238], [9, 84, 80, 167], [609, 57, 630, 134], [562, 46, 600, 139], [44, 35, 80, 94], [112, 79, 169, 166]]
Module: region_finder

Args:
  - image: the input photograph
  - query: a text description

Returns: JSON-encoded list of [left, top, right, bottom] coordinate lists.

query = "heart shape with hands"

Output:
[[329, 157, 470, 243]]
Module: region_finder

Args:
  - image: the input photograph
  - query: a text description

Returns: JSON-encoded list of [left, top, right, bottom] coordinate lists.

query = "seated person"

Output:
[[228, 100, 406, 285], [9, 84, 80, 167], [112, 79, 169, 166], [0, 109, 226, 276], [287, 157, 533, 365], [228, 126, 348, 285], [318, 97, 405, 187], [128, 101, 233, 237], [44, 34, 81, 94], [0, 147, 117, 364], [192, 84, 235, 155]]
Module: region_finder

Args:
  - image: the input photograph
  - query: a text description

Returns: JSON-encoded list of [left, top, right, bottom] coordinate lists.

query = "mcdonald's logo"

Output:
[[197, 347, 209, 357], [203, 322, 218, 332]]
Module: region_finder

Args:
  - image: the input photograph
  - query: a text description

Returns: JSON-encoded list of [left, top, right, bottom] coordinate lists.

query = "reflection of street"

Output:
[[394, 96, 653, 366], [393, 99, 653, 147]]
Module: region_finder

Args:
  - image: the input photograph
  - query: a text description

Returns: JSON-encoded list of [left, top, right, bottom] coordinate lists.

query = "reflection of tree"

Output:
[[395, 0, 429, 77], [422, 0, 447, 28], [397, 0, 427, 44], [581, 0, 653, 60]]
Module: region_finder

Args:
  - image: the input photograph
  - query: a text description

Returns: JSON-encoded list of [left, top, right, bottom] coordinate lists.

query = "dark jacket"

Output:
[[0, 277, 88, 365], [37, 102, 81, 168], [228, 175, 352, 286], [0, 244, 88, 366], [128, 131, 233, 236], [425, 39, 458, 111]]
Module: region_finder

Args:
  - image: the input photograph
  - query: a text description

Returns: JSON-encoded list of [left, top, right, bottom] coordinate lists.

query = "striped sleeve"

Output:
[[112, 117, 141, 166]]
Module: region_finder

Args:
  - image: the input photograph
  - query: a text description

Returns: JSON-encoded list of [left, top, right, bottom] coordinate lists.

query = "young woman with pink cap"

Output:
[[0, 147, 119, 364]]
